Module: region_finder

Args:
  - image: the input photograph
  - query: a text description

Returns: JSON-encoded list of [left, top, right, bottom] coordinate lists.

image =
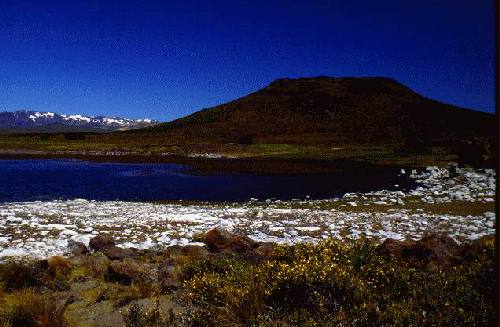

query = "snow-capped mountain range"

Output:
[[0, 110, 159, 133]]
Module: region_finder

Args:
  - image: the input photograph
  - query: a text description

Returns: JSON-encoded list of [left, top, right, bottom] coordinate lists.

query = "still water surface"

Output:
[[0, 159, 413, 202]]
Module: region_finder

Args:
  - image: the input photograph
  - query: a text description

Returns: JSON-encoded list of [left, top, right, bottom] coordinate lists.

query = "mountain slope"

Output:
[[0, 111, 159, 133], [140, 76, 495, 147]]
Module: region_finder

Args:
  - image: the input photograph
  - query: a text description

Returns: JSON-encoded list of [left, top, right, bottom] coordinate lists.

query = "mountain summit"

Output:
[[0, 111, 159, 133], [144, 76, 495, 147]]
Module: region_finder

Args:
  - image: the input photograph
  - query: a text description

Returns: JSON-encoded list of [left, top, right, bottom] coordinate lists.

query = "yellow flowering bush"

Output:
[[181, 238, 495, 327]]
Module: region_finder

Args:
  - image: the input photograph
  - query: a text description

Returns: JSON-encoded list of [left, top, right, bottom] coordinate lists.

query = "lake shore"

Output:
[[0, 149, 402, 175], [0, 165, 495, 260], [0, 160, 496, 327]]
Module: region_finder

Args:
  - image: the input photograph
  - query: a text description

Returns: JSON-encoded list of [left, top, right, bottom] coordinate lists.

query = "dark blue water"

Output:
[[0, 159, 413, 202]]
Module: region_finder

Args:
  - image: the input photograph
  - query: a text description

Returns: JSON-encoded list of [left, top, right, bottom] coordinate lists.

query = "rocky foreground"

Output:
[[0, 229, 496, 327]]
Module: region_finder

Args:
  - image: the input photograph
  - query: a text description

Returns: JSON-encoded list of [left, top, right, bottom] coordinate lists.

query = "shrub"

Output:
[[121, 299, 178, 327], [71, 255, 111, 279], [181, 238, 496, 326], [0, 260, 46, 291], [47, 256, 72, 277], [0, 289, 67, 327], [68, 266, 92, 282]]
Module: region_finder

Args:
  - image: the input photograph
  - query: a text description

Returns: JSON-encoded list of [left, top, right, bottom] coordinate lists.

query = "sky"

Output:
[[0, 0, 496, 121]]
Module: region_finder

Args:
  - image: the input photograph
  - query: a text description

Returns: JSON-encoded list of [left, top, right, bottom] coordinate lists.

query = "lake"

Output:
[[0, 159, 413, 202]]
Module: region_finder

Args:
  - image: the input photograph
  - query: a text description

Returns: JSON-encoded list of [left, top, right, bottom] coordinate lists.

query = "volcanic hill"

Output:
[[135, 76, 495, 150]]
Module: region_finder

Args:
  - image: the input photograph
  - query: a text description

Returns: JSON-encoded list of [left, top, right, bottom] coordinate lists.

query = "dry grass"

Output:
[[47, 256, 71, 277], [0, 260, 45, 291], [0, 289, 67, 327]]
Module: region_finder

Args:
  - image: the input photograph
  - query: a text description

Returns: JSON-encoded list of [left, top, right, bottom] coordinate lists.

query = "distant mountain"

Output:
[[0, 111, 159, 133], [139, 76, 495, 148]]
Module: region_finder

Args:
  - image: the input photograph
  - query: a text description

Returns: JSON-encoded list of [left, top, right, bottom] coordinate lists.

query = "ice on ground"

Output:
[[0, 198, 494, 260], [0, 166, 495, 260]]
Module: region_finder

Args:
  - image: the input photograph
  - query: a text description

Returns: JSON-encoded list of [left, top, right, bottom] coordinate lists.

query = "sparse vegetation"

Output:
[[121, 300, 178, 327], [0, 289, 67, 327], [0, 259, 46, 291], [180, 238, 495, 327], [0, 232, 495, 327]]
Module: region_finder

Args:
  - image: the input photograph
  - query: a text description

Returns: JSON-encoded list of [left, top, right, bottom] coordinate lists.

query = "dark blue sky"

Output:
[[0, 0, 495, 121]]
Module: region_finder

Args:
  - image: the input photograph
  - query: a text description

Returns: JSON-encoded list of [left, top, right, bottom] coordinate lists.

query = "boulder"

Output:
[[255, 242, 275, 258], [68, 240, 89, 256], [105, 258, 154, 287], [417, 234, 460, 258], [158, 245, 210, 291], [103, 246, 136, 260], [158, 257, 178, 292], [379, 234, 461, 266], [204, 228, 258, 254], [163, 245, 209, 261], [89, 235, 116, 252]]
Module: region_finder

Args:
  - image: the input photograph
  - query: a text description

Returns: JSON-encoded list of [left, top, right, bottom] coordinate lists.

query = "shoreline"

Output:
[[0, 150, 412, 175], [0, 165, 495, 260]]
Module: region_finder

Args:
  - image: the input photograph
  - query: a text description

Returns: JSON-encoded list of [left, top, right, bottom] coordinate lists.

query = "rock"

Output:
[[448, 163, 459, 177], [378, 238, 405, 256], [204, 228, 258, 253], [255, 242, 275, 260], [89, 235, 116, 252], [53, 291, 78, 311], [64, 299, 125, 327], [68, 240, 89, 256], [157, 257, 178, 291], [106, 262, 134, 285], [164, 245, 209, 261], [379, 234, 461, 266], [159, 245, 211, 291], [417, 235, 460, 258], [103, 246, 136, 260], [105, 258, 154, 288]]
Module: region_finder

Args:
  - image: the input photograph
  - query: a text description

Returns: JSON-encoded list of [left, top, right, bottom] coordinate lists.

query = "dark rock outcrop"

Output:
[[104, 247, 136, 261], [105, 258, 154, 287], [204, 228, 258, 254], [89, 235, 116, 252], [68, 240, 89, 256], [163, 245, 210, 261], [378, 234, 463, 269], [88, 235, 137, 260]]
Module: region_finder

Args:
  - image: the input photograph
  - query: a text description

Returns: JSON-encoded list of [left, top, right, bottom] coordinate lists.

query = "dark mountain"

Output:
[[141, 76, 495, 149], [0, 111, 159, 133]]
